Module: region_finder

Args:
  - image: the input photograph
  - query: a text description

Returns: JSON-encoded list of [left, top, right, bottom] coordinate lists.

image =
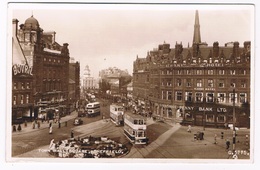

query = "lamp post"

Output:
[[203, 65, 206, 131], [232, 88, 236, 152]]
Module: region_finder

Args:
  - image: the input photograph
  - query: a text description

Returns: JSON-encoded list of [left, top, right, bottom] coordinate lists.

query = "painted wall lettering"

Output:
[[13, 64, 33, 76]]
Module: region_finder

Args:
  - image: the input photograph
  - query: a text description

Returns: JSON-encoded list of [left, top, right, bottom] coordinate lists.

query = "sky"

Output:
[[10, 4, 253, 79]]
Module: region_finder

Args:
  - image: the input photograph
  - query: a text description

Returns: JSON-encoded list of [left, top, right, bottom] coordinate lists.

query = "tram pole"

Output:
[[232, 88, 236, 152]]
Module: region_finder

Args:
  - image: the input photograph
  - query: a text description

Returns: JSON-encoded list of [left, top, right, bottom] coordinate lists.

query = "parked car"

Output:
[[73, 118, 83, 126]]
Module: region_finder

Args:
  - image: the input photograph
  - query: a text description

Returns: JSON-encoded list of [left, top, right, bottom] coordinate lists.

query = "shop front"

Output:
[[183, 103, 250, 128], [12, 104, 33, 124]]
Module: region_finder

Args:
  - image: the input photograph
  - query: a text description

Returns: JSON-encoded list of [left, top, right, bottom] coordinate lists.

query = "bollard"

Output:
[[194, 134, 197, 141], [221, 132, 224, 139], [24, 120, 27, 127], [58, 121, 61, 128], [38, 122, 40, 128], [32, 122, 35, 129]]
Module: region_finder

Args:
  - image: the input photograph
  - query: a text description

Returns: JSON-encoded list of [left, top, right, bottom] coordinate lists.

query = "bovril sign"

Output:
[[185, 106, 227, 113], [13, 64, 33, 76]]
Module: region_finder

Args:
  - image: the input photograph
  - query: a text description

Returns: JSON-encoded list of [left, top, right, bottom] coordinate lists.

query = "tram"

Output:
[[123, 113, 148, 145], [110, 104, 124, 126], [86, 102, 101, 117]]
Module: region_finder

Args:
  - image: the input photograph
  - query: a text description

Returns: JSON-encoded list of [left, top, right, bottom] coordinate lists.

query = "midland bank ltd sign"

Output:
[[12, 64, 33, 76]]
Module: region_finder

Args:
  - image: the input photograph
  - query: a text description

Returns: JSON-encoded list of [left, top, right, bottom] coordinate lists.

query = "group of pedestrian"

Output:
[[187, 125, 231, 151]]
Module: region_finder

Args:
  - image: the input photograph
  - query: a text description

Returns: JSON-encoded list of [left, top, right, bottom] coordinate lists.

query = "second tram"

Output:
[[110, 104, 124, 126], [124, 113, 148, 145]]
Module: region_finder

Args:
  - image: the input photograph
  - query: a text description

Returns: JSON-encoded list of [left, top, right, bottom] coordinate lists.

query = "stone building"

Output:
[[12, 15, 74, 121], [132, 11, 250, 128]]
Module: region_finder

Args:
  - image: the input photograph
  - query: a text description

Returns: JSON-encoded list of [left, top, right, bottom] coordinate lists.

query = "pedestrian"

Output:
[[187, 125, 191, 133], [214, 134, 217, 144], [17, 124, 22, 131], [226, 139, 230, 150], [71, 130, 74, 139], [49, 125, 53, 134]]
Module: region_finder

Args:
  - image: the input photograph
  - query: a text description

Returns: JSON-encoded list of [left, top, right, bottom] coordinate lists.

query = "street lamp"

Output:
[[202, 64, 206, 131], [232, 87, 236, 152]]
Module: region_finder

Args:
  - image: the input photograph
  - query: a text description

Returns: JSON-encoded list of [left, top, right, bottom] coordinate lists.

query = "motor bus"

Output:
[[124, 113, 148, 145], [86, 102, 101, 117], [110, 104, 124, 126]]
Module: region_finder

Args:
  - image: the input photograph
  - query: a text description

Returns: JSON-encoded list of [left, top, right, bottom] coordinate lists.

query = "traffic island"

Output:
[[48, 136, 129, 158]]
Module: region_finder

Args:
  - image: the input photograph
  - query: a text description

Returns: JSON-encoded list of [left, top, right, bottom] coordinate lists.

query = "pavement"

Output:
[[12, 111, 78, 136]]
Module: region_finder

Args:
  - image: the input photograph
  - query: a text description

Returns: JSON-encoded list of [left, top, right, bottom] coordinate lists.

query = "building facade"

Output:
[[82, 65, 96, 92], [68, 60, 80, 111], [12, 15, 75, 121], [133, 11, 250, 128]]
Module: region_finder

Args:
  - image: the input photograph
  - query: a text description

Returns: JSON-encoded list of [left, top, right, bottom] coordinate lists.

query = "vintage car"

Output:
[[73, 118, 83, 126]]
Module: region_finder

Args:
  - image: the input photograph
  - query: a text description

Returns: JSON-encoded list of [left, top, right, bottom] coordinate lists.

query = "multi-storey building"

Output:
[[133, 11, 250, 128], [82, 65, 96, 91], [12, 19, 34, 123], [12, 15, 73, 120], [68, 59, 80, 111]]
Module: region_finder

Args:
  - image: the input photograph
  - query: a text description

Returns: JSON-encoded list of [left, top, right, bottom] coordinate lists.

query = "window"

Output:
[[241, 80, 246, 88], [240, 69, 246, 75], [217, 115, 225, 123], [177, 79, 182, 87], [167, 91, 172, 100], [208, 79, 214, 87], [162, 91, 166, 100], [219, 79, 225, 88], [26, 82, 30, 89], [185, 92, 192, 102], [186, 70, 191, 75], [146, 75, 149, 82], [176, 91, 182, 101], [208, 70, 214, 75], [26, 94, 29, 103], [46, 83, 49, 91], [186, 79, 192, 87], [239, 93, 247, 104], [196, 70, 203, 75], [195, 92, 203, 102], [21, 95, 24, 104], [229, 92, 237, 103], [217, 93, 226, 103], [219, 70, 225, 75], [206, 115, 214, 122], [21, 82, 25, 89], [230, 80, 236, 88], [230, 70, 236, 75], [177, 70, 182, 75], [13, 83, 17, 90], [13, 95, 17, 105], [196, 79, 202, 87], [206, 93, 214, 103]]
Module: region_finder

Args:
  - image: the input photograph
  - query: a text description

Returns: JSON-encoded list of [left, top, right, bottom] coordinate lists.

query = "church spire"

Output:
[[193, 10, 201, 44]]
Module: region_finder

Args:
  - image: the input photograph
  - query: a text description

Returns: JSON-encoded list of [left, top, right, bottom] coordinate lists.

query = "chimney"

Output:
[[213, 41, 219, 58], [12, 19, 19, 37]]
